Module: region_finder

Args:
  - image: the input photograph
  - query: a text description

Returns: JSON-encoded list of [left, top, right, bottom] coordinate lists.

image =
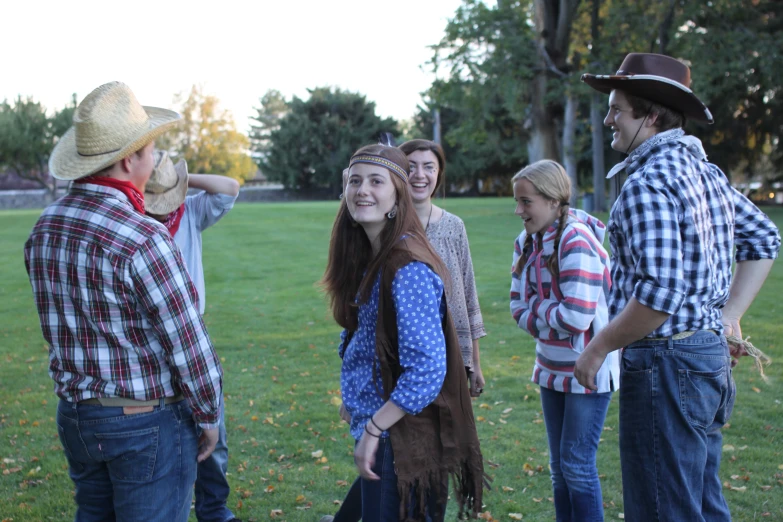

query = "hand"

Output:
[[722, 316, 745, 367], [469, 366, 485, 398], [339, 403, 352, 423], [354, 427, 380, 480], [197, 427, 219, 463], [574, 343, 608, 391]]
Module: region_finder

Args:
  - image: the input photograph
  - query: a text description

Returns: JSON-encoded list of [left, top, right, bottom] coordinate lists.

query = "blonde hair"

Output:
[[511, 160, 572, 277]]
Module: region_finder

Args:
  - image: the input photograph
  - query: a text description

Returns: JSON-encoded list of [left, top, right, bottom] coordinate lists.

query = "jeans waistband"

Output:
[[79, 394, 184, 407], [627, 330, 721, 350]]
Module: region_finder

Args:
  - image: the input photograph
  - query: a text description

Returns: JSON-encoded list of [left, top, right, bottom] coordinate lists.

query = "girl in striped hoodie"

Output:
[[509, 160, 619, 522]]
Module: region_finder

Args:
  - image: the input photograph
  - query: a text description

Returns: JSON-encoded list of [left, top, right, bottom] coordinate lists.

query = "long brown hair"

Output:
[[511, 160, 571, 278], [322, 144, 448, 331]]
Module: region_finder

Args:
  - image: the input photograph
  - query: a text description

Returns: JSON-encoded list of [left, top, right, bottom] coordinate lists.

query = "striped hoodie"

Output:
[[510, 208, 620, 394]]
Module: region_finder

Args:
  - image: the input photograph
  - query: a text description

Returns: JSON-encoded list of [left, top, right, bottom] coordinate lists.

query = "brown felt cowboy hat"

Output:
[[49, 82, 182, 181], [581, 53, 713, 124], [145, 150, 189, 215]]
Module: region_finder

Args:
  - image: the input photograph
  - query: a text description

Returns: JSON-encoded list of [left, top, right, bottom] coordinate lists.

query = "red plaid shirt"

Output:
[[24, 183, 223, 428]]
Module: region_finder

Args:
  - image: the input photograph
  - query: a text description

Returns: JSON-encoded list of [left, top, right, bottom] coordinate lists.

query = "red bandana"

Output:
[[76, 176, 146, 214], [161, 203, 186, 237]]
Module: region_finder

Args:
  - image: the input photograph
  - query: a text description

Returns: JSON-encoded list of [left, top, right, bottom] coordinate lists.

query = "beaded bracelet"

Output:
[[370, 417, 386, 433], [364, 424, 380, 438]]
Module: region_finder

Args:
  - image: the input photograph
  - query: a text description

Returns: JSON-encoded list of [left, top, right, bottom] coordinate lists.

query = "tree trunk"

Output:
[[590, 94, 607, 212], [562, 90, 579, 207], [528, 0, 582, 163]]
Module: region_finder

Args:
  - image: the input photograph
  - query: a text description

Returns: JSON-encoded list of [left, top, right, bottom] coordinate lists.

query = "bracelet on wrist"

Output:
[[364, 424, 381, 438], [370, 417, 386, 433]]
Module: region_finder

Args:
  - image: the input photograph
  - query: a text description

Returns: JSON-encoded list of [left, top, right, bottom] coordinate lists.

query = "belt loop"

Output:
[[667, 336, 674, 350], [159, 397, 165, 410]]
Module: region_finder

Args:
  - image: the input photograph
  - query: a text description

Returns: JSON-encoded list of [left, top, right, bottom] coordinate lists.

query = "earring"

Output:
[[386, 206, 398, 219]]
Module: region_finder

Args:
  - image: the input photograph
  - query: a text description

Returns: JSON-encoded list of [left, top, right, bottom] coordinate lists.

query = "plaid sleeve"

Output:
[[131, 233, 223, 429], [623, 180, 685, 315], [731, 188, 781, 261]]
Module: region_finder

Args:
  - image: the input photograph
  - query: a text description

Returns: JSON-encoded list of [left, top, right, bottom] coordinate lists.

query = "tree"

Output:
[[0, 95, 75, 199], [248, 90, 289, 161], [255, 87, 397, 192], [164, 85, 256, 183]]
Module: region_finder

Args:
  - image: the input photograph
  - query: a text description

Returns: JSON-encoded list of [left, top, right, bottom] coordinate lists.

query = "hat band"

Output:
[[349, 154, 408, 182], [77, 147, 121, 158]]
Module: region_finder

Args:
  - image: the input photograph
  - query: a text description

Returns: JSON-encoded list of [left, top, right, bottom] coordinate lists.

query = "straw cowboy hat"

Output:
[[581, 53, 713, 124], [145, 150, 189, 215], [49, 81, 181, 181]]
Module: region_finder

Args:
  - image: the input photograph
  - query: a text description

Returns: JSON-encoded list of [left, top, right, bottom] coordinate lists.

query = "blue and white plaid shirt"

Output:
[[608, 129, 780, 337]]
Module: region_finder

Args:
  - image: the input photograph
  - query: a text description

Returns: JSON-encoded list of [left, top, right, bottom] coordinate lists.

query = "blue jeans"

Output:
[[619, 330, 735, 521], [348, 437, 443, 522], [56, 398, 198, 522], [540, 386, 611, 522], [195, 402, 235, 521]]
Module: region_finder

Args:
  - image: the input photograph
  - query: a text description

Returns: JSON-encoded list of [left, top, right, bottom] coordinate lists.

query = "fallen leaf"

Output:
[[264, 485, 275, 493], [502, 408, 513, 414], [752, 387, 761, 393], [330, 396, 343, 407], [532, 497, 542, 503], [723, 445, 735, 452], [311, 450, 324, 458], [502, 486, 514, 492], [760, 485, 772, 491], [270, 509, 283, 518], [509, 514, 523, 520]]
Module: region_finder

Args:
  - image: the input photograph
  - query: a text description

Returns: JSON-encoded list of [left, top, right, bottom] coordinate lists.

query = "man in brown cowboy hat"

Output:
[[145, 151, 240, 522], [573, 53, 780, 520], [24, 81, 223, 522]]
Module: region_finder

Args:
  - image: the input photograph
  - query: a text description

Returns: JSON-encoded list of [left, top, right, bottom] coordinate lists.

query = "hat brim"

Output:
[[581, 74, 713, 124], [49, 106, 182, 181], [144, 159, 189, 215]]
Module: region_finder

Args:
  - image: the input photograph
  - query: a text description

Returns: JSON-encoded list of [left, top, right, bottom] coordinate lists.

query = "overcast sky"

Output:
[[2, 0, 469, 133]]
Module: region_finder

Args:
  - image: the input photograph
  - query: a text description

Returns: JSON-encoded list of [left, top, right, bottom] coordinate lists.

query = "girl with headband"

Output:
[[321, 144, 485, 521]]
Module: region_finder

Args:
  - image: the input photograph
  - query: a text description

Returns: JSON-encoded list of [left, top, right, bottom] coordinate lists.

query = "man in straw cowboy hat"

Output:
[[573, 53, 780, 520], [145, 151, 240, 522], [24, 81, 223, 522]]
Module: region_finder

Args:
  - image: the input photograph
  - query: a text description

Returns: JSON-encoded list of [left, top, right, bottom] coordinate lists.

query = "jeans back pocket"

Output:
[[678, 367, 728, 430], [94, 427, 159, 483]]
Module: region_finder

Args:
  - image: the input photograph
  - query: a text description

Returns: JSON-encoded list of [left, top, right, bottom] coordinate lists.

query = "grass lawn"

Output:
[[1, 198, 781, 521]]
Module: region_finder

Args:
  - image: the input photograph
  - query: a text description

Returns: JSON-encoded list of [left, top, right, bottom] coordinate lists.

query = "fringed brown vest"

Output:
[[375, 238, 488, 521]]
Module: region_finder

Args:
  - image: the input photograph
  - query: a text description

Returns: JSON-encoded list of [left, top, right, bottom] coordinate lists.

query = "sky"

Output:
[[2, 0, 467, 134]]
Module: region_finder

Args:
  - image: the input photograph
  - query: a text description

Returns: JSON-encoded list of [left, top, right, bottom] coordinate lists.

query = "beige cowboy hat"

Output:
[[145, 150, 189, 215], [581, 53, 713, 124], [49, 81, 182, 181]]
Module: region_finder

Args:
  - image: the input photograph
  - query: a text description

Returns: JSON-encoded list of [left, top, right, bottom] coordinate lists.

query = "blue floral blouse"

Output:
[[339, 261, 447, 441]]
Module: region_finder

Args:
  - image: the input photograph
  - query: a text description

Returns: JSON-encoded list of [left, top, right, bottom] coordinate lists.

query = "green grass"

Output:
[[1, 199, 781, 521]]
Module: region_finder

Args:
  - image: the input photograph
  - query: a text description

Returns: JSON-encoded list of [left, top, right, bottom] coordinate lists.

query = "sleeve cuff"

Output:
[[633, 280, 685, 315]]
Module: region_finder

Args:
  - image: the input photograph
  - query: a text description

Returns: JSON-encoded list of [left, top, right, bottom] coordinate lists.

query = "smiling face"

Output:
[[513, 178, 559, 235], [406, 149, 440, 203], [345, 163, 397, 230], [604, 89, 656, 154]]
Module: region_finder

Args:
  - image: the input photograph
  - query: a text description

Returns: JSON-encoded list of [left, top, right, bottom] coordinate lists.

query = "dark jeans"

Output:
[[540, 386, 611, 522], [56, 398, 198, 522], [195, 401, 235, 522], [335, 437, 443, 522], [619, 330, 735, 521]]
